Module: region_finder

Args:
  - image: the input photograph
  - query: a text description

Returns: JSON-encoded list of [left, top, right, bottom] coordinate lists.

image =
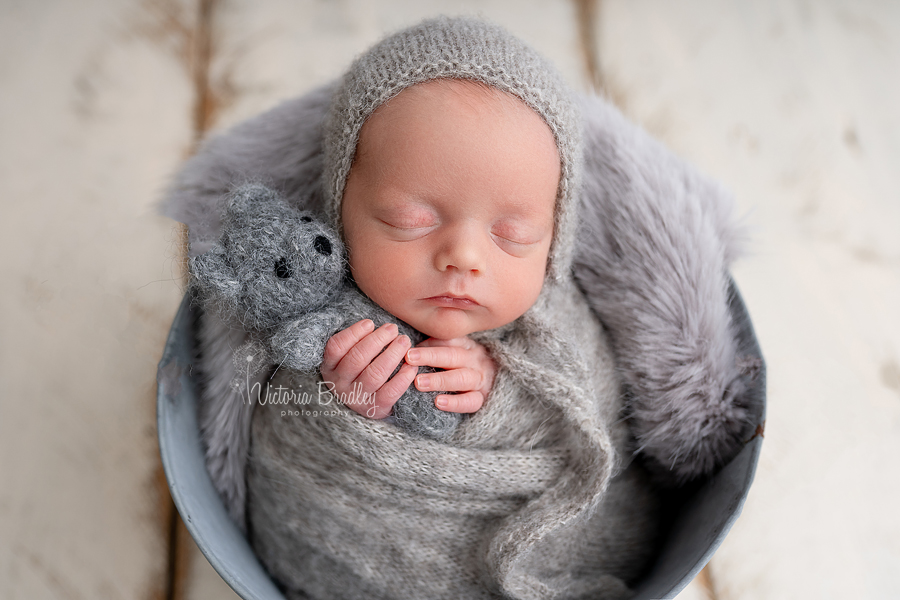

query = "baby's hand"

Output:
[[405, 337, 497, 414], [320, 319, 418, 420]]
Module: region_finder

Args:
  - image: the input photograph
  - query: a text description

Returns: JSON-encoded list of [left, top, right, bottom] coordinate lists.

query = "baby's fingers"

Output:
[[435, 391, 485, 414], [368, 363, 418, 419], [415, 368, 483, 394], [321, 319, 375, 372], [325, 322, 401, 384], [406, 345, 470, 370], [355, 333, 411, 391]]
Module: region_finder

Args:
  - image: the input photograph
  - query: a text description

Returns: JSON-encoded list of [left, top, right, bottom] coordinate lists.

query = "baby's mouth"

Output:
[[423, 294, 480, 309]]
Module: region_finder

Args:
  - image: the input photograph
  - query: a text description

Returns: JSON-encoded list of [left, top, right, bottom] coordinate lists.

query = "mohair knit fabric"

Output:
[[160, 15, 763, 599], [247, 276, 659, 600], [189, 183, 462, 440]]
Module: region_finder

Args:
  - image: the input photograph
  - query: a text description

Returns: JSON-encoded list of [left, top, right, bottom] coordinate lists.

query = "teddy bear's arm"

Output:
[[269, 310, 348, 373]]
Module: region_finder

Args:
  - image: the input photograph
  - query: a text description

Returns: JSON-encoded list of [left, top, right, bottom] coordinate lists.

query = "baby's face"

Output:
[[341, 80, 560, 340]]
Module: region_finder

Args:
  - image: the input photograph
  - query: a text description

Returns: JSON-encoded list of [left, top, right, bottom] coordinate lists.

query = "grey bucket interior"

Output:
[[157, 280, 765, 600]]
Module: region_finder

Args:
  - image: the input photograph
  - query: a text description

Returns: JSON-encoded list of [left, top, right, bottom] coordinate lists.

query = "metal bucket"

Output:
[[157, 280, 765, 599]]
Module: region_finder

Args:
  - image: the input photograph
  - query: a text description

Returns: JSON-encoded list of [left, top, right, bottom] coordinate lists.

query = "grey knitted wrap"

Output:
[[323, 16, 581, 281], [247, 277, 659, 600]]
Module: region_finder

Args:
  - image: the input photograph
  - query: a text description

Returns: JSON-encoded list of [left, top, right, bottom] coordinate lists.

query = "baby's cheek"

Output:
[[498, 257, 546, 317], [352, 249, 414, 310]]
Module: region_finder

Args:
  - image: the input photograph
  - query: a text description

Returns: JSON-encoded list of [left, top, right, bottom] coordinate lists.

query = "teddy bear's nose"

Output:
[[274, 257, 293, 279], [314, 236, 332, 256]]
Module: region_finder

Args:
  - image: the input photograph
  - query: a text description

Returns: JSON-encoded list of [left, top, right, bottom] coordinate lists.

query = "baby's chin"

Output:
[[409, 309, 506, 341]]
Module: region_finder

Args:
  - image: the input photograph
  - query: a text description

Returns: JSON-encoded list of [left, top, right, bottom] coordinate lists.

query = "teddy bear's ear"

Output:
[[223, 182, 285, 226], [189, 245, 241, 306]]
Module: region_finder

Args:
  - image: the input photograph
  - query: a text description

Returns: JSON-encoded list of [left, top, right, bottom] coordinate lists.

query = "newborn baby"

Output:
[[165, 11, 761, 600], [320, 77, 559, 424], [243, 17, 660, 600]]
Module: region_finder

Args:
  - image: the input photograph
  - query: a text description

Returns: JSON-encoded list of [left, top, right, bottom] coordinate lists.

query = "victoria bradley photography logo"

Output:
[[245, 378, 379, 418]]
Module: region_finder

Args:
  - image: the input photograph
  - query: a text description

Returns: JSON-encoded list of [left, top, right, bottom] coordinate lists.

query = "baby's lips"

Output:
[[423, 294, 480, 309]]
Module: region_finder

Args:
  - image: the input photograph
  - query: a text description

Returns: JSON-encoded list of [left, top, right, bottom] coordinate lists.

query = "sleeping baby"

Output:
[[321, 76, 559, 424], [167, 15, 760, 600], [240, 18, 660, 600]]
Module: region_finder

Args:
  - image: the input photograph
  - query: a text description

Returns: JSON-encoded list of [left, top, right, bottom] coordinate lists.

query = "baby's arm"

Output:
[[320, 319, 418, 419], [405, 337, 497, 413]]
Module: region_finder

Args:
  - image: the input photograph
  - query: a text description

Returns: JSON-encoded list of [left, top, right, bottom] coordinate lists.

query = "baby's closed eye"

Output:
[[377, 204, 439, 236], [490, 219, 549, 252]]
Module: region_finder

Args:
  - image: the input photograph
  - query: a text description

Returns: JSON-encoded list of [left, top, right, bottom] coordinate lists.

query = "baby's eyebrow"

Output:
[[495, 201, 556, 223], [376, 197, 436, 212], [493, 216, 550, 235], [373, 200, 440, 222]]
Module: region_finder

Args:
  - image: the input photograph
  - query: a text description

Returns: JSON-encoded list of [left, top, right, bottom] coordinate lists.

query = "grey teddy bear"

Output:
[[189, 182, 462, 440]]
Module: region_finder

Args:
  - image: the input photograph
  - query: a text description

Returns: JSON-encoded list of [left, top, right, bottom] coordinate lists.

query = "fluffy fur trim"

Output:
[[572, 93, 758, 484], [192, 310, 257, 529], [164, 83, 334, 258]]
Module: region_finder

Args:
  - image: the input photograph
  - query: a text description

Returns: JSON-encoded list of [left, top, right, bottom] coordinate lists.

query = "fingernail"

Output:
[[417, 375, 430, 390], [406, 349, 420, 361], [398, 335, 410, 347], [436, 396, 449, 409], [362, 319, 374, 331]]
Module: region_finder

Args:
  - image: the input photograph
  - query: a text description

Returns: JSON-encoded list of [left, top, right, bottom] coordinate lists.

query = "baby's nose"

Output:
[[435, 229, 485, 274]]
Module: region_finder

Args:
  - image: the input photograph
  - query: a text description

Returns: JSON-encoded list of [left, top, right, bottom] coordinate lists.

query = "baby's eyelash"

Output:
[[491, 233, 541, 258], [493, 233, 531, 245], [491, 224, 542, 246], [380, 219, 436, 231]]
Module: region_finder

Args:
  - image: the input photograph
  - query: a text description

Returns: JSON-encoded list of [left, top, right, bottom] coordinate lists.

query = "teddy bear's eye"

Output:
[[314, 236, 332, 256], [274, 257, 293, 279], [300, 216, 312, 223]]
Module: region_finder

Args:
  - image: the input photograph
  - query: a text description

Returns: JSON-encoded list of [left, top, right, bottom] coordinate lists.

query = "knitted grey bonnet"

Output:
[[323, 16, 581, 281]]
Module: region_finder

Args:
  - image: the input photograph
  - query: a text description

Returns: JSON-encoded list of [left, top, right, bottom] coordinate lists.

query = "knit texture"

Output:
[[190, 184, 344, 330], [323, 16, 581, 282], [190, 183, 462, 440], [247, 277, 660, 600]]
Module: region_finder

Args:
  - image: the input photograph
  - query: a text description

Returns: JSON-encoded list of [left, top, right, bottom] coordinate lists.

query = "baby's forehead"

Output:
[[344, 78, 562, 228], [353, 79, 559, 169]]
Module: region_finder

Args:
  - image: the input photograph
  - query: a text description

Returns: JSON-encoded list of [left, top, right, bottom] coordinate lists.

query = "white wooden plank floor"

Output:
[[0, 0, 192, 598]]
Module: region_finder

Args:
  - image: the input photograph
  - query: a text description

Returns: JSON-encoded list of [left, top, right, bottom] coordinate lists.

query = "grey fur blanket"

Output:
[[161, 82, 761, 562]]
